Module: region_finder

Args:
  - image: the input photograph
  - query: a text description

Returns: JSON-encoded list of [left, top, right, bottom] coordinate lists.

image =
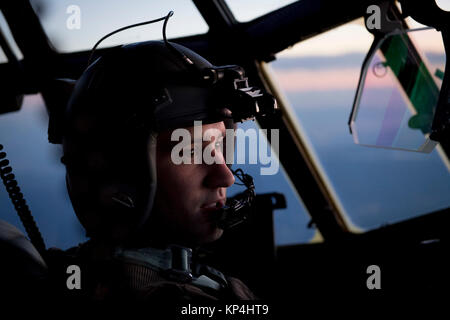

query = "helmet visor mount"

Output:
[[150, 65, 278, 132]]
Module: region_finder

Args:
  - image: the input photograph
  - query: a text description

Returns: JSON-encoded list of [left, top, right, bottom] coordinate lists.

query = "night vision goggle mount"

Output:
[[201, 65, 278, 123]]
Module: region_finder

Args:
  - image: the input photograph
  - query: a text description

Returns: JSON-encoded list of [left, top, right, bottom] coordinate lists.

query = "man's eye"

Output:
[[179, 148, 195, 157]]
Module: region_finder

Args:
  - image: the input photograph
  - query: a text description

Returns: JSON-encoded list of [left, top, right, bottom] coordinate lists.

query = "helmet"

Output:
[[62, 40, 275, 243]]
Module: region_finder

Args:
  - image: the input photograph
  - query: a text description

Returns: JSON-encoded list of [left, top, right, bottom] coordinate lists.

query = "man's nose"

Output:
[[204, 162, 235, 189]]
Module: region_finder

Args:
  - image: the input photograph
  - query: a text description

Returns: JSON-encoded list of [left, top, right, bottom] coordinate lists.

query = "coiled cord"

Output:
[[0, 144, 46, 255]]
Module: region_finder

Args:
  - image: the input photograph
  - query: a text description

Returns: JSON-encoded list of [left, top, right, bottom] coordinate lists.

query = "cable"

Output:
[[0, 144, 46, 256], [162, 11, 195, 67], [87, 11, 173, 67]]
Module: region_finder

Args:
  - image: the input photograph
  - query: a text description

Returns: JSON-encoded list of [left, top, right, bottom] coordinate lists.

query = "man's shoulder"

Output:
[[226, 276, 258, 300]]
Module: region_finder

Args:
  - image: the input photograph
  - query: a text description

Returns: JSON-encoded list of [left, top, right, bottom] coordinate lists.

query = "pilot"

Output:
[[56, 39, 268, 301]]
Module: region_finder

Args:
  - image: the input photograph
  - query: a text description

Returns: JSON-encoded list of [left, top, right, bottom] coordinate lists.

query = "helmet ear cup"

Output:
[[64, 142, 157, 242], [62, 109, 157, 242]]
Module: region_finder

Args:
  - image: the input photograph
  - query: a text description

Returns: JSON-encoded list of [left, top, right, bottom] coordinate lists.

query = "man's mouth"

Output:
[[200, 199, 226, 211]]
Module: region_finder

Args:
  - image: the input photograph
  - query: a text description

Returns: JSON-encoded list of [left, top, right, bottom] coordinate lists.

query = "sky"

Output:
[[1, 1, 449, 249], [269, 22, 450, 231]]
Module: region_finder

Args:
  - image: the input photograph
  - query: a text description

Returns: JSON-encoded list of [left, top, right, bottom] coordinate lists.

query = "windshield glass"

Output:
[[29, 0, 209, 53], [226, 0, 297, 22]]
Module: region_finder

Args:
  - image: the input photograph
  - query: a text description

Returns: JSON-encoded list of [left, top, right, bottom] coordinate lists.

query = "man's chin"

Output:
[[210, 227, 224, 242], [196, 226, 224, 245]]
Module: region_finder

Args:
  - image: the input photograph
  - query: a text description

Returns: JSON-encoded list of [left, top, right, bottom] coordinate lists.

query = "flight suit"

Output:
[[48, 240, 256, 302]]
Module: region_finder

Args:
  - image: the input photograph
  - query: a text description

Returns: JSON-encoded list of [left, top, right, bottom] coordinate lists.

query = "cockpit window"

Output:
[[29, 0, 209, 53], [267, 18, 450, 232], [225, 0, 298, 22]]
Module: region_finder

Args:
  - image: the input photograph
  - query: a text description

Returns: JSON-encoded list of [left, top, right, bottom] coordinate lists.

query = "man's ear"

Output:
[[42, 78, 76, 144]]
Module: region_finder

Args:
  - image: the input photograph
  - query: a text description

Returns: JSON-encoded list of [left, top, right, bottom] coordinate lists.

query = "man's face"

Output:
[[151, 121, 235, 246]]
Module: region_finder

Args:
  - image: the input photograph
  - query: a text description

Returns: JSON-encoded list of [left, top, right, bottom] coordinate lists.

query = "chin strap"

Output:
[[113, 245, 228, 292]]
